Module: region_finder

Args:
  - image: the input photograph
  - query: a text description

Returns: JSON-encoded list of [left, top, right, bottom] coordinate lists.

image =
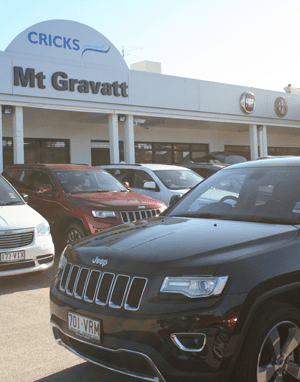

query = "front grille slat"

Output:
[[95, 273, 115, 306], [125, 277, 148, 311], [66, 265, 80, 296], [0, 231, 34, 249], [109, 275, 130, 308], [74, 268, 89, 299], [120, 209, 159, 223], [84, 270, 101, 302], [61, 263, 147, 311]]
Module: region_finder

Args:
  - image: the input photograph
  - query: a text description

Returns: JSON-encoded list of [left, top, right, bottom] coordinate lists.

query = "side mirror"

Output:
[[169, 194, 183, 206], [123, 181, 130, 189], [39, 184, 53, 193], [21, 193, 29, 203], [143, 181, 156, 190]]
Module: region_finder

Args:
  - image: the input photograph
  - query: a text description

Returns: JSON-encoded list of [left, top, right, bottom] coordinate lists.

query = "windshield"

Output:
[[166, 166, 300, 224], [0, 176, 23, 206], [154, 169, 203, 190], [54, 170, 128, 194]]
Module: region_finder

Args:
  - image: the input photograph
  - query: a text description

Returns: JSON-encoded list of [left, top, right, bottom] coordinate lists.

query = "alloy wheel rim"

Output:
[[257, 320, 300, 381], [66, 229, 82, 244]]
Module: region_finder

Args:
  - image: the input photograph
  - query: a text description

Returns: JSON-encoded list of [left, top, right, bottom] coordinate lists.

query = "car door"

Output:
[[130, 170, 164, 203], [27, 170, 67, 238]]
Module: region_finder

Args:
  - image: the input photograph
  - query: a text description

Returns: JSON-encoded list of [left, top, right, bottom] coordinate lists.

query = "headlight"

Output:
[[160, 205, 167, 213], [36, 221, 50, 236], [92, 210, 116, 219], [160, 276, 228, 298]]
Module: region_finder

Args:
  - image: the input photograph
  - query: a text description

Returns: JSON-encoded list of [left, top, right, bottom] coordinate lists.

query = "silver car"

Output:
[[100, 163, 203, 206]]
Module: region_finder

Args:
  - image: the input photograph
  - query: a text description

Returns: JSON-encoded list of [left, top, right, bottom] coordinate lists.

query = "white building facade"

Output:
[[1, 19, 300, 173]]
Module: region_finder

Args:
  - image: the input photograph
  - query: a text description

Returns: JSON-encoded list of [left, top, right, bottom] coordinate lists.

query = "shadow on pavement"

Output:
[[35, 362, 134, 382]]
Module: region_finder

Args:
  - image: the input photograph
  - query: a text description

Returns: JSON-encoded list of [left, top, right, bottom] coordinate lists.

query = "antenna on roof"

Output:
[[122, 46, 143, 57]]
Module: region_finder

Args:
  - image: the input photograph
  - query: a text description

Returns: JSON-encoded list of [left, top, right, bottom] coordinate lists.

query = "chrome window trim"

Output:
[[51, 322, 166, 382], [124, 277, 148, 311], [109, 274, 130, 309]]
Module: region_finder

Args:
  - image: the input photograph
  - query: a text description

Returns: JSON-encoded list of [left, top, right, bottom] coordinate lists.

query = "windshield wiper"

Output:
[[173, 213, 227, 219], [0, 201, 22, 206], [245, 216, 299, 225], [170, 213, 298, 225]]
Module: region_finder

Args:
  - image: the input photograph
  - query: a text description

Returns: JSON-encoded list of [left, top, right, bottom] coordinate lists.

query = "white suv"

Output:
[[100, 164, 203, 206], [0, 175, 55, 277]]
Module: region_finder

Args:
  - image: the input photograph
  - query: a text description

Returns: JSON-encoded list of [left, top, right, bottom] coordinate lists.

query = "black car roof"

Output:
[[226, 156, 300, 169]]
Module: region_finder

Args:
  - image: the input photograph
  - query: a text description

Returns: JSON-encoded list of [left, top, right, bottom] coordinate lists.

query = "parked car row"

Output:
[[2, 157, 300, 381], [0, 161, 227, 278], [2, 164, 166, 247], [50, 157, 300, 382]]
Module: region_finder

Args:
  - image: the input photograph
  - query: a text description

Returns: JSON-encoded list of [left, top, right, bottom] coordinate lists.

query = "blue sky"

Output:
[[1, 0, 299, 91]]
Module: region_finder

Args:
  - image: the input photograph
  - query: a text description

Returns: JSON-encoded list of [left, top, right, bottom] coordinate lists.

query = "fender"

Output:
[[225, 280, 300, 380]]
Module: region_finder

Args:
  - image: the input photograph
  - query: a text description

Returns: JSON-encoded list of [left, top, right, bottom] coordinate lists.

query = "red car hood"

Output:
[[69, 191, 164, 209]]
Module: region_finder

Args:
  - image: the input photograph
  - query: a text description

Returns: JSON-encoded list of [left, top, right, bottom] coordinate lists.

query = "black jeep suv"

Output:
[[50, 157, 300, 382]]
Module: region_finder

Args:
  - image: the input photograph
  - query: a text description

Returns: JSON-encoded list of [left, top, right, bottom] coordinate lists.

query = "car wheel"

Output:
[[236, 301, 300, 382], [64, 223, 87, 245]]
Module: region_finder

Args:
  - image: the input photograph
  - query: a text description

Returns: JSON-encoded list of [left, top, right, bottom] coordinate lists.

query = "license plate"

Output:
[[0, 250, 25, 262], [68, 312, 101, 341]]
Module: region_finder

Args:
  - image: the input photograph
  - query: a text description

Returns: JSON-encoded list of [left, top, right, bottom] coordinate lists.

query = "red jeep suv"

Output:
[[2, 164, 166, 247]]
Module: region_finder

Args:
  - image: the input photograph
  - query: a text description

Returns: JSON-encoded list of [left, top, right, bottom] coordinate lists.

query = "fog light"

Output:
[[170, 333, 206, 352]]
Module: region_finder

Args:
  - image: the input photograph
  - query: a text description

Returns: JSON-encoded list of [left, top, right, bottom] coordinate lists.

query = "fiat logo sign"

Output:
[[240, 92, 255, 114], [274, 97, 288, 117]]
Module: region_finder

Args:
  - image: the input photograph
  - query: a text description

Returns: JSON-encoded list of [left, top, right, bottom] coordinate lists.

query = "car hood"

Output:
[[0, 204, 46, 230], [72, 216, 299, 276], [68, 191, 164, 209]]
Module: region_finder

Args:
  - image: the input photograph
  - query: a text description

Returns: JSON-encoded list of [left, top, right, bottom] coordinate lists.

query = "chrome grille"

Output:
[[60, 263, 147, 311], [121, 209, 160, 223], [0, 229, 34, 249]]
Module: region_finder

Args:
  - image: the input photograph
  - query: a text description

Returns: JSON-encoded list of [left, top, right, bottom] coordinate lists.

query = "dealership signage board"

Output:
[[6, 20, 128, 70]]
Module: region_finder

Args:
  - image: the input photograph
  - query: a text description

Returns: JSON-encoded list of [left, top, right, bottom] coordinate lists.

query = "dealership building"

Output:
[[1, 19, 300, 172]]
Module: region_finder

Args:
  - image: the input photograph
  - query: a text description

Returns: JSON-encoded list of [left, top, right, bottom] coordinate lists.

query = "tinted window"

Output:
[[154, 169, 203, 190], [167, 166, 300, 224], [134, 170, 154, 189], [54, 170, 127, 194], [0, 177, 23, 206]]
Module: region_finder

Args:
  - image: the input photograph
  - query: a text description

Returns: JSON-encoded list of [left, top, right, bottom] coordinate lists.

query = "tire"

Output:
[[236, 301, 300, 382], [64, 222, 87, 245]]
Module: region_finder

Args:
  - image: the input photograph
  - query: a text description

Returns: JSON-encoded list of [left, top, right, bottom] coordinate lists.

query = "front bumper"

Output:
[[50, 283, 231, 382], [0, 238, 55, 277]]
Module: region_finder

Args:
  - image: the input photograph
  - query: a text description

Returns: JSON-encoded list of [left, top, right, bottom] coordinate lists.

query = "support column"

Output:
[[258, 125, 268, 157], [249, 124, 258, 160], [123, 115, 135, 164], [108, 114, 119, 164], [0, 107, 3, 173], [13, 106, 24, 164]]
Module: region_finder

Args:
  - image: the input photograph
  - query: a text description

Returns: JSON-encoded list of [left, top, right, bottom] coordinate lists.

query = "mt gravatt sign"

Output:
[[14, 66, 129, 98]]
